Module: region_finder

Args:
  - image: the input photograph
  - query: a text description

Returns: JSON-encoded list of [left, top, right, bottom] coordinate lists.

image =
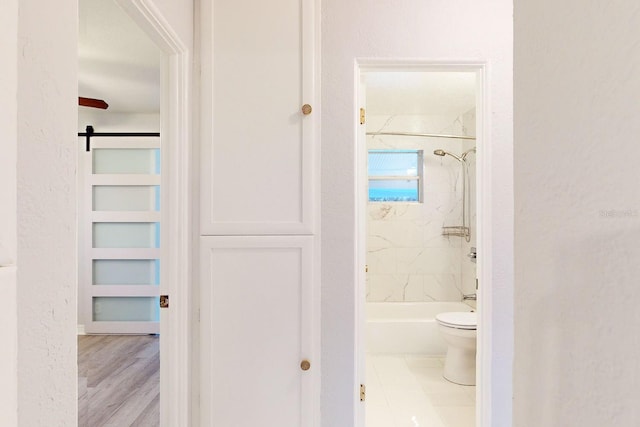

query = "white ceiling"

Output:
[[79, 0, 161, 113], [365, 72, 476, 117]]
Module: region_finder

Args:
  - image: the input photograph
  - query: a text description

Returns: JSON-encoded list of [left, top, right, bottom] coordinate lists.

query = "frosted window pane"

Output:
[[93, 297, 159, 321], [93, 223, 159, 248], [368, 150, 419, 177], [93, 259, 159, 285], [93, 148, 160, 174], [93, 186, 159, 211]]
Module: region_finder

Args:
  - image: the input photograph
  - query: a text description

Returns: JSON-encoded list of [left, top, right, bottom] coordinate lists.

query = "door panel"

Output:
[[200, 0, 317, 235], [92, 259, 159, 285], [92, 185, 160, 211], [92, 222, 159, 248], [92, 147, 160, 174], [92, 296, 159, 322], [200, 236, 317, 426]]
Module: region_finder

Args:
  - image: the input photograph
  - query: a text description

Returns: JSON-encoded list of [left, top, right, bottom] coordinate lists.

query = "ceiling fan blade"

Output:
[[79, 97, 109, 109]]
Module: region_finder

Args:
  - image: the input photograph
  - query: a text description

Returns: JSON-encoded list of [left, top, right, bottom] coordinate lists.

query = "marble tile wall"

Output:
[[460, 109, 478, 307], [366, 112, 477, 302]]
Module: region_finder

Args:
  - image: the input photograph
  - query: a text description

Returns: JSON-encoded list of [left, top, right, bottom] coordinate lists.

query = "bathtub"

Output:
[[366, 302, 474, 355]]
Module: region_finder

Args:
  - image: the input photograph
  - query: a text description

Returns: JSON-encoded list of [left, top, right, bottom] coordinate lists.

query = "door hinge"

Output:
[[160, 295, 169, 308], [360, 108, 365, 125], [360, 384, 366, 402]]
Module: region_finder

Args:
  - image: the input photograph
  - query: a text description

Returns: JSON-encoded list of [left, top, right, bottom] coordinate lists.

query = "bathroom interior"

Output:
[[364, 71, 478, 427]]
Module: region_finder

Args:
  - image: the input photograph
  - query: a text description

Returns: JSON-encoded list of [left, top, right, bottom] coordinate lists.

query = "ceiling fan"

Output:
[[78, 96, 109, 109]]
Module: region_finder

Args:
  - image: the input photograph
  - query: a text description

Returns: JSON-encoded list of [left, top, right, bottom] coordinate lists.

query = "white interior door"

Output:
[[200, 236, 318, 426], [200, 0, 317, 236], [80, 136, 161, 334]]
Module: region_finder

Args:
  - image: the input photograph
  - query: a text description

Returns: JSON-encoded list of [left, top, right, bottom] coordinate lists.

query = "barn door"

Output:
[[79, 135, 161, 334]]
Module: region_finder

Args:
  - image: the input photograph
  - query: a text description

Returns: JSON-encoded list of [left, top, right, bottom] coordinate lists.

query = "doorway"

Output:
[[77, 0, 192, 425], [356, 62, 488, 427]]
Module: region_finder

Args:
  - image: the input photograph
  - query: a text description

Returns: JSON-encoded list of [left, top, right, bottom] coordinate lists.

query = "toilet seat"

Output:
[[436, 312, 477, 330]]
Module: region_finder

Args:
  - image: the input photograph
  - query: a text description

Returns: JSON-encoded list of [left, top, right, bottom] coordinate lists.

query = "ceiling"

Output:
[[365, 72, 476, 117], [79, 0, 161, 113]]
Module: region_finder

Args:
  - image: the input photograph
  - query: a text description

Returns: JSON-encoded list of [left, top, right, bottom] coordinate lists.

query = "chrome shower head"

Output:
[[433, 149, 463, 162]]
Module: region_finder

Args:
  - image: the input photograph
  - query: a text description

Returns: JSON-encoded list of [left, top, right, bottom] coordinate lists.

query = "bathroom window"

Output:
[[368, 150, 423, 202]]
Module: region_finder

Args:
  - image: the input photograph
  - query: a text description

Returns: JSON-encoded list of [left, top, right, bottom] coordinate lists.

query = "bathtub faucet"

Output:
[[463, 293, 477, 301]]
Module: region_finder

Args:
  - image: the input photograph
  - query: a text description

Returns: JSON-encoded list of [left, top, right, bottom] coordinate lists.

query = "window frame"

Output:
[[367, 149, 424, 203]]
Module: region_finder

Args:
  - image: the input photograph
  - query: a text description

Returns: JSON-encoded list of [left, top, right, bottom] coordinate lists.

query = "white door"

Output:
[[198, 0, 319, 424], [79, 135, 161, 334], [200, 236, 317, 426]]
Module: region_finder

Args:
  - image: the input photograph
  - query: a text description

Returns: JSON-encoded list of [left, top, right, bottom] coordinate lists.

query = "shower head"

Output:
[[433, 149, 463, 162]]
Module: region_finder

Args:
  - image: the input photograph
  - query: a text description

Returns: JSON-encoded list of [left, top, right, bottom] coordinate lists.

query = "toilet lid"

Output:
[[436, 312, 477, 329]]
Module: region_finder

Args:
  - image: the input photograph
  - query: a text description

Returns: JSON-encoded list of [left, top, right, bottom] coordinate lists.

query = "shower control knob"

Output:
[[301, 104, 312, 115], [300, 360, 311, 371]]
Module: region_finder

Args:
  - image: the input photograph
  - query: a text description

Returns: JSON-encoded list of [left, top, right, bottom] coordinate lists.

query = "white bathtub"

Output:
[[366, 302, 474, 355]]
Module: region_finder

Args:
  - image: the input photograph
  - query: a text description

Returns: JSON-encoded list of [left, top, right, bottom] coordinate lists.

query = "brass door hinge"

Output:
[[160, 295, 169, 308], [360, 108, 365, 125], [360, 384, 366, 402]]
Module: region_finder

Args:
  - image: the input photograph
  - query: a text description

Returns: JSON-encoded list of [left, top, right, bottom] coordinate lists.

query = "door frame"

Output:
[[354, 59, 492, 427], [114, 1, 192, 425]]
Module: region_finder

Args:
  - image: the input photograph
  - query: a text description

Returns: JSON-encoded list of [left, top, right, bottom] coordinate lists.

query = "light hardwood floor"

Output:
[[78, 335, 160, 427]]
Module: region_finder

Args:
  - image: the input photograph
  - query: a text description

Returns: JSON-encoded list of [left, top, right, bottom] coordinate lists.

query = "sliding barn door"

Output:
[[79, 136, 161, 334], [199, 0, 319, 424]]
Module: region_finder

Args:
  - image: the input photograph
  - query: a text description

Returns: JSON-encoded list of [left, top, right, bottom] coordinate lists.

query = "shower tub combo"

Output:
[[366, 301, 474, 354]]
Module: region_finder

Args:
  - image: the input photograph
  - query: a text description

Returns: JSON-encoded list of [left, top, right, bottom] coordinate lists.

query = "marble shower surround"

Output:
[[366, 113, 476, 302]]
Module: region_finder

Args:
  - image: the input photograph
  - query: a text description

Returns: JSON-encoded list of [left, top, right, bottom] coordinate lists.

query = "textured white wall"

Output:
[[17, 0, 78, 424], [321, 1, 513, 425], [515, 1, 640, 426], [0, 0, 18, 424]]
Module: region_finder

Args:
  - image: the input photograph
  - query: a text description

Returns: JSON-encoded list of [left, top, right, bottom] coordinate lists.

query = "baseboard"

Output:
[[77, 324, 86, 335]]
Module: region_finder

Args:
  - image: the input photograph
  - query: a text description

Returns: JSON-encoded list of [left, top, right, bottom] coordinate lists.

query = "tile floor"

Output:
[[366, 354, 475, 427]]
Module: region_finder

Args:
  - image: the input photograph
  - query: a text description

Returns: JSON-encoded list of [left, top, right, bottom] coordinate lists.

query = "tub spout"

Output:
[[463, 293, 477, 301]]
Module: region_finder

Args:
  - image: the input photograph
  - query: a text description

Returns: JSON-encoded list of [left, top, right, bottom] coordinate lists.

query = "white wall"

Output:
[[515, 1, 640, 426], [17, 0, 78, 424], [321, 0, 513, 425], [0, 0, 18, 424], [78, 110, 160, 132]]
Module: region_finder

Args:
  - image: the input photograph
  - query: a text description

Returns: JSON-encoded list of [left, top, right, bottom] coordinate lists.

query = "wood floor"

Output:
[[78, 335, 160, 427]]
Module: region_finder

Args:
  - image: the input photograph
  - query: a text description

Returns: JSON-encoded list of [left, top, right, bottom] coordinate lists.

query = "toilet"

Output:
[[435, 311, 477, 385]]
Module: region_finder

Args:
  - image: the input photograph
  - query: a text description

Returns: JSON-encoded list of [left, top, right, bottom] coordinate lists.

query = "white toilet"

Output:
[[435, 311, 477, 385]]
